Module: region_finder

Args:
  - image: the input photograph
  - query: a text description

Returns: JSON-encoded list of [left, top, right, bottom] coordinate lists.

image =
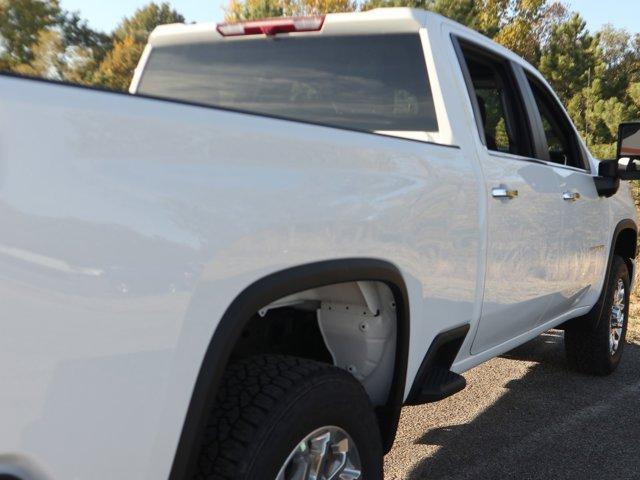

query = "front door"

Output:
[[453, 40, 567, 354], [523, 74, 609, 316]]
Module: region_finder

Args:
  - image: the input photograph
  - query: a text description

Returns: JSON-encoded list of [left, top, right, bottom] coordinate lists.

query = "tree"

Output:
[[362, 0, 563, 64], [0, 0, 111, 83], [92, 36, 144, 91], [0, 0, 60, 66], [60, 10, 111, 64], [629, 83, 640, 111], [12, 28, 65, 78], [597, 25, 637, 99], [538, 13, 599, 103], [494, 17, 540, 64], [298, 0, 356, 14], [226, 0, 288, 21], [634, 34, 640, 83], [114, 2, 184, 43], [93, 3, 185, 91], [360, 0, 431, 9], [531, 0, 567, 46], [491, 0, 568, 65], [225, 0, 356, 21]]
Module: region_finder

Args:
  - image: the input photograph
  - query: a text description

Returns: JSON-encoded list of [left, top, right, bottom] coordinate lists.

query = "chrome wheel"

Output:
[[276, 426, 362, 480], [610, 278, 626, 356]]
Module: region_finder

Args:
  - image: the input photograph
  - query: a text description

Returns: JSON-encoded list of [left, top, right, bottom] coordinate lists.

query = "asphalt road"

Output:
[[384, 331, 640, 479]]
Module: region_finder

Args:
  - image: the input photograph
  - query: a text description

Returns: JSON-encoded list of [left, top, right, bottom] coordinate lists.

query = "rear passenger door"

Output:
[[520, 71, 609, 317], [453, 40, 566, 354]]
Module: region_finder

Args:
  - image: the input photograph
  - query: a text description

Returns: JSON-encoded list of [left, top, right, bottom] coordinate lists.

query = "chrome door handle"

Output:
[[562, 191, 581, 201], [492, 187, 518, 199]]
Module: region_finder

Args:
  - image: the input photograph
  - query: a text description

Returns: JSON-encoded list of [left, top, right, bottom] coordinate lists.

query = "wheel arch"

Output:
[[592, 219, 638, 327], [613, 221, 637, 278], [168, 258, 411, 480]]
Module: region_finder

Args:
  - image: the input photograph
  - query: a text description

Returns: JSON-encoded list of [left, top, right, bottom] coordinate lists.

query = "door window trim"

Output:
[[451, 36, 487, 147], [451, 35, 536, 160]]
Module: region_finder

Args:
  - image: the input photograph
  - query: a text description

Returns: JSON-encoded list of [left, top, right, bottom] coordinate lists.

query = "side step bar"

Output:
[[405, 324, 470, 406]]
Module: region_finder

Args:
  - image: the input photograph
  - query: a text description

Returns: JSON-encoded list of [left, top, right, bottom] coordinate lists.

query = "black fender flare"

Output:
[[589, 219, 637, 328], [169, 258, 411, 480], [605, 219, 637, 292]]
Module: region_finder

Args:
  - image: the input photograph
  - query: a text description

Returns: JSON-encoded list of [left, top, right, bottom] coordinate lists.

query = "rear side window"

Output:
[[456, 42, 531, 157], [468, 58, 514, 153], [138, 34, 438, 134]]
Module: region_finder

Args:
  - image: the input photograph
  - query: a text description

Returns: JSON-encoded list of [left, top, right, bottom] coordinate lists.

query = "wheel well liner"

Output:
[[168, 258, 410, 480], [614, 226, 637, 270]]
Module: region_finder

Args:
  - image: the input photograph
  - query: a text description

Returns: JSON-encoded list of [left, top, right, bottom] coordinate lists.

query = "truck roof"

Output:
[[147, 8, 450, 47]]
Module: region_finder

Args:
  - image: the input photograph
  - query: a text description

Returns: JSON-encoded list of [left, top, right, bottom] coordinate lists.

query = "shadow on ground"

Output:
[[391, 332, 640, 479]]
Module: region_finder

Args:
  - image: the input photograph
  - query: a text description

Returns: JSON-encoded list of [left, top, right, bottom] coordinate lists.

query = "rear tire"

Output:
[[193, 354, 383, 480], [565, 255, 630, 375]]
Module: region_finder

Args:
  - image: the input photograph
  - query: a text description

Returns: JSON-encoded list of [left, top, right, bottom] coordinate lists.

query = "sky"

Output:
[[59, 0, 639, 34]]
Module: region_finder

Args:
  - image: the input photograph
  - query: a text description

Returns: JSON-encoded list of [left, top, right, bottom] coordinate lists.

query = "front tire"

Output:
[[565, 255, 630, 375], [193, 355, 383, 480]]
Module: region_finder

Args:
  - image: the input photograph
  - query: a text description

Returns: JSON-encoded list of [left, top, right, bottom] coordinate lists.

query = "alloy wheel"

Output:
[[275, 426, 362, 480]]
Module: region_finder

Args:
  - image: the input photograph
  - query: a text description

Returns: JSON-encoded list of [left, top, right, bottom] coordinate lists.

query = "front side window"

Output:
[[138, 34, 438, 135], [527, 77, 586, 169]]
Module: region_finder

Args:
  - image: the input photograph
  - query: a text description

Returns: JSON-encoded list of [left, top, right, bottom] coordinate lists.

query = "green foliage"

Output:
[[538, 13, 599, 102], [0, 0, 60, 66], [92, 35, 145, 90], [0, 1, 188, 88], [629, 83, 640, 110], [225, 0, 355, 21], [226, 0, 287, 21], [12, 28, 64, 77], [92, 3, 185, 89], [114, 2, 184, 43], [0, 0, 111, 83], [598, 24, 637, 99], [360, 0, 430, 9], [60, 10, 111, 63]]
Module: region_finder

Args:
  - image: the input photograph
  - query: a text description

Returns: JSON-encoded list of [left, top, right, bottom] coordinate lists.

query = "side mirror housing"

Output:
[[617, 122, 640, 180], [595, 159, 620, 197]]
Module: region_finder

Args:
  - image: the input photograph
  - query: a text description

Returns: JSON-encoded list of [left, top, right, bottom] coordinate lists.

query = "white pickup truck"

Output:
[[1, 8, 640, 480]]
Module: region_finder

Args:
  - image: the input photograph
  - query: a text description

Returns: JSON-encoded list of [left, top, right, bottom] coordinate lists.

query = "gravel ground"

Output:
[[385, 327, 640, 479]]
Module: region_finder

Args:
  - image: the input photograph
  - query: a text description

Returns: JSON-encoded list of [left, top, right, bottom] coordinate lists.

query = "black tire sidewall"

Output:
[[245, 373, 383, 480]]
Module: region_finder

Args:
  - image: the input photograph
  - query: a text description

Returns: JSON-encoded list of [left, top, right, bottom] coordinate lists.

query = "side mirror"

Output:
[[595, 159, 620, 197], [617, 122, 640, 180], [596, 121, 640, 197]]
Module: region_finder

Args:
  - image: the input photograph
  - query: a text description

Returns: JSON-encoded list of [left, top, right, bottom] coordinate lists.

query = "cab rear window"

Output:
[[138, 34, 439, 134]]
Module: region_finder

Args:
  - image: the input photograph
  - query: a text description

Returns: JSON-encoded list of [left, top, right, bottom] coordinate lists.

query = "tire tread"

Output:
[[193, 355, 356, 480], [565, 255, 630, 375]]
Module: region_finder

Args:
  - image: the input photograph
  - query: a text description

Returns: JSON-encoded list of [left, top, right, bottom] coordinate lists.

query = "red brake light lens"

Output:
[[217, 15, 325, 37]]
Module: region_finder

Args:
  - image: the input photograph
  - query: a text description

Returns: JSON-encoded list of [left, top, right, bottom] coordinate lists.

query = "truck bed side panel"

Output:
[[0, 76, 481, 480]]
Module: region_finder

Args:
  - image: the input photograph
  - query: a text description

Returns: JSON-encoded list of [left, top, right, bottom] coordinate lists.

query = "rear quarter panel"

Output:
[[0, 76, 481, 479]]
